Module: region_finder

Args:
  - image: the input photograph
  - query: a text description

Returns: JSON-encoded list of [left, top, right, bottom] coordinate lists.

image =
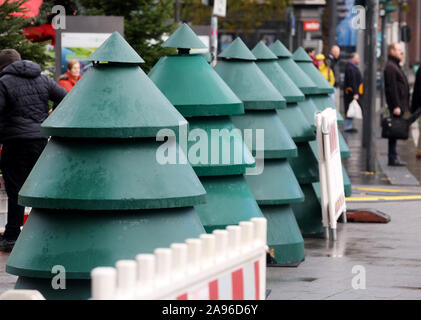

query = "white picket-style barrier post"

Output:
[[135, 254, 155, 299], [90, 217, 268, 300], [91, 267, 117, 300], [315, 108, 347, 241]]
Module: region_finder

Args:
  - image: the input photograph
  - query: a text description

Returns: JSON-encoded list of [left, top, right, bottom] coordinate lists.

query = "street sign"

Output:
[[213, 0, 226, 17], [303, 20, 320, 32]]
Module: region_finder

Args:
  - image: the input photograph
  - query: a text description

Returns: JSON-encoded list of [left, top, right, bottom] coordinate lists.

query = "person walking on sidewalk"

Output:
[[316, 54, 335, 87], [412, 66, 421, 159], [0, 49, 67, 251], [343, 53, 363, 133], [384, 43, 410, 166], [326, 45, 341, 101]]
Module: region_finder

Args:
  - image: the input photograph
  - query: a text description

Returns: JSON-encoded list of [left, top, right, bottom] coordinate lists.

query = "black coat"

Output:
[[384, 55, 410, 115], [0, 60, 66, 143], [326, 54, 340, 87], [344, 61, 363, 106], [411, 67, 421, 114]]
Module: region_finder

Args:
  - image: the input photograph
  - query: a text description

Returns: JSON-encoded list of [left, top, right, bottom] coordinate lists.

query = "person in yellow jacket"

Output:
[[316, 54, 335, 86]]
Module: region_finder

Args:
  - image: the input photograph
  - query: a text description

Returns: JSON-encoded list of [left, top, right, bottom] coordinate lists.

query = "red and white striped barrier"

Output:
[[91, 218, 268, 300]]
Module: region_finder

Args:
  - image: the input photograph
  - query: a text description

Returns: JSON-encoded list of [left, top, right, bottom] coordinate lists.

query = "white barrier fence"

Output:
[[315, 108, 347, 241], [0, 218, 267, 300], [91, 218, 268, 300]]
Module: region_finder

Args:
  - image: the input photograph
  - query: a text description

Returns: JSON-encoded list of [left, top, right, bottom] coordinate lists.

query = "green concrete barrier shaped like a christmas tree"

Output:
[[148, 23, 262, 233], [292, 47, 352, 198], [6, 32, 207, 300], [268, 40, 322, 236], [215, 38, 305, 266], [265, 42, 351, 237]]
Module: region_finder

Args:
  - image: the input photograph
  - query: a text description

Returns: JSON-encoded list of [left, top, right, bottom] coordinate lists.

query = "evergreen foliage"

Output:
[[0, 0, 51, 68], [79, 0, 177, 72]]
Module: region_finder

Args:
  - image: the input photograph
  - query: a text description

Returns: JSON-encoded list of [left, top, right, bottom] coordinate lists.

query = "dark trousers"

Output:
[[344, 94, 353, 116], [0, 138, 47, 240], [388, 138, 398, 162]]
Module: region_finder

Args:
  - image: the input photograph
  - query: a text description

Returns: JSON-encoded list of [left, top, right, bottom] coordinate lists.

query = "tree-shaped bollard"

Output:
[[268, 41, 351, 236], [214, 38, 305, 266], [292, 47, 352, 198], [6, 32, 207, 300], [268, 40, 325, 236], [149, 23, 263, 234]]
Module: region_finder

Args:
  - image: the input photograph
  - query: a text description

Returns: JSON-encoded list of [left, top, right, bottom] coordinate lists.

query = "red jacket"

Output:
[[58, 72, 81, 92]]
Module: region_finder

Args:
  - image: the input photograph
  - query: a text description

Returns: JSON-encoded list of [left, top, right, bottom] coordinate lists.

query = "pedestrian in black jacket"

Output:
[[384, 43, 410, 166], [412, 67, 421, 158], [343, 53, 363, 133], [326, 45, 341, 89], [0, 49, 66, 251]]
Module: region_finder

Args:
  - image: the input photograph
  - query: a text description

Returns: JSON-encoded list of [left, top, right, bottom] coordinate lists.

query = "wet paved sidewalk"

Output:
[[267, 194, 421, 299], [341, 116, 421, 186], [267, 115, 421, 300], [0, 252, 16, 294]]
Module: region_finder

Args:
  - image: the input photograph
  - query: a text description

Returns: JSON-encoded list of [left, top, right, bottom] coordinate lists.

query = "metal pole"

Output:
[[297, 20, 303, 49], [419, 0, 421, 62], [398, 0, 402, 42], [210, 15, 218, 67], [289, 7, 296, 52], [328, 0, 337, 49], [380, 3, 387, 111], [175, 0, 181, 23], [363, 0, 379, 172]]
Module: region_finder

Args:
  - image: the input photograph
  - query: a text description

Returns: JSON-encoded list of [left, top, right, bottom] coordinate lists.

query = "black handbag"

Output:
[[381, 114, 409, 140]]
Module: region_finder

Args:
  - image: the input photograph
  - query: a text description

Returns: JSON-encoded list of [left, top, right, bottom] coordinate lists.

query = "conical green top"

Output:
[[292, 47, 313, 62], [252, 42, 305, 103], [293, 47, 334, 94], [251, 41, 278, 60], [269, 40, 292, 58], [89, 32, 144, 64], [163, 23, 207, 49], [215, 60, 286, 110], [218, 38, 256, 61], [149, 54, 244, 117], [42, 65, 187, 138], [274, 44, 318, 95], [44, 33, 187, 138]]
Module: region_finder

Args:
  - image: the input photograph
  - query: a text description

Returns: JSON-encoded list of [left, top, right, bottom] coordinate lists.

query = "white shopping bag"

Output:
[[346, 99, 363, 119]]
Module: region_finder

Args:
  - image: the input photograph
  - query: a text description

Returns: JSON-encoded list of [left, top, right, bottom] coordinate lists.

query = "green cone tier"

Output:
[[215, 38, 305, 265], [6, 32, 207, 299], [149, 24, 262, 234]]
